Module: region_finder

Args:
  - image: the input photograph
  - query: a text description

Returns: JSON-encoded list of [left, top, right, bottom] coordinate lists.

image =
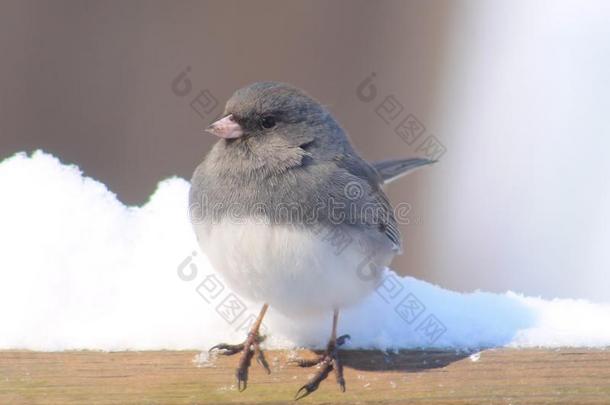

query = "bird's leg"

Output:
[[209, 303, 270, 391], [294, 309, 350, 400]]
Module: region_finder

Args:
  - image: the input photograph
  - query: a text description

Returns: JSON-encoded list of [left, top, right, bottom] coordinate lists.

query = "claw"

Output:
[[209, 343, 244, 355], [236, 366, 248, 392], [210, 304, 270, 392], [333, 356, 345, 392], [295, 381, 321, 401], [336, 334, 351, 346], [254, 343, 271, 374], [295, 384, 313, 401], [235, 344, 254, 391], [208, 343, 224, 352], [294, 363, 333, 400], [292, 334, 350, 398], [211, 333, 272, 391]]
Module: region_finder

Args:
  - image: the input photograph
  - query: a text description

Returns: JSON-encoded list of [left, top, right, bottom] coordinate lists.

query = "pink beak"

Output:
[[205, 114, 244, 139]]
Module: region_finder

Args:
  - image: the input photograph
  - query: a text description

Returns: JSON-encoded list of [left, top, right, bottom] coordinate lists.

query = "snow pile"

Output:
[[1, 151, 609, 351]]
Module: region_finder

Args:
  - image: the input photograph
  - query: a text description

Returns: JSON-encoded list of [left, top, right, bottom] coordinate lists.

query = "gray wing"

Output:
[[372, 158, 436, 185], [332, 153, 402, 251]]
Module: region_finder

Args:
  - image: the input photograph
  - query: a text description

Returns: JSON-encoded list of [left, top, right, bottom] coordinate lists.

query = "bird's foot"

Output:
[[293, 334, 350, 400], [209, 331, 270, 391]]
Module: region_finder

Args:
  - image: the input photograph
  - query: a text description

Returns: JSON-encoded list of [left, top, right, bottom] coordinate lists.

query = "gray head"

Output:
[[205, 82, 352, 169]]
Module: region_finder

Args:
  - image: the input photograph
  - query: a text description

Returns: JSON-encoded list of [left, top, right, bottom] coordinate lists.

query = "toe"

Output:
[[253, 343, 271, 374], [336, 334, 351, 346], [294, 384, 313, 400], [209, 343, 245, 355], [236, 367, 248, 392], [294, 362, 333, 400], [333, 358, 346, 392]]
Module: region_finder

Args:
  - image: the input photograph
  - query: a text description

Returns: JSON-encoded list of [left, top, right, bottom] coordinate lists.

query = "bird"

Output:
[[189, 82, 435, 399]]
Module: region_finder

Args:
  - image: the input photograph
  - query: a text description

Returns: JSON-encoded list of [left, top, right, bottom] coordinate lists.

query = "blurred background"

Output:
[[1, 0, 608, 302]]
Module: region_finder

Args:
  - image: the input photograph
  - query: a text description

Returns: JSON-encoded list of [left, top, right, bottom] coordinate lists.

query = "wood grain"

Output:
[[1, 349, 609, 404]]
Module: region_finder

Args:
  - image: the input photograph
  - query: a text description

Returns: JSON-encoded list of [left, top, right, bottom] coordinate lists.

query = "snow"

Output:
[[1, 150, 609, 351]]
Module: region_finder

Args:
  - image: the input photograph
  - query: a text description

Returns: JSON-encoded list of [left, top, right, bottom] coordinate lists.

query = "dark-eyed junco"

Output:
[[189, 82, 434, 398]]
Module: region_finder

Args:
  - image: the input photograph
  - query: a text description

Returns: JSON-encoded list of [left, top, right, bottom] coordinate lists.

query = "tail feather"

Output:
[[372, 158, 436, 185]]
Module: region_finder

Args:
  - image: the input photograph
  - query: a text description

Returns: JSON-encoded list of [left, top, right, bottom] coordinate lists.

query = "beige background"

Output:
[[2, 0, 608, 301]]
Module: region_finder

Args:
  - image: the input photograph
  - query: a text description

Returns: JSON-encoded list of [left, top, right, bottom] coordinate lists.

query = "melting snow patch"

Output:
[[193, 350, 218, 368], [1, 151, 610, 351]]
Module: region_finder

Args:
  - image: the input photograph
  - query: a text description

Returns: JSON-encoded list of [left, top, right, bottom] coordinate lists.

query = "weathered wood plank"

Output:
[[1, 349, 609, 404]]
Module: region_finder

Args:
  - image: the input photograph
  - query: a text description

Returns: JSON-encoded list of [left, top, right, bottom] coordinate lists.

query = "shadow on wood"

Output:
[[311, 349, 471, 372]]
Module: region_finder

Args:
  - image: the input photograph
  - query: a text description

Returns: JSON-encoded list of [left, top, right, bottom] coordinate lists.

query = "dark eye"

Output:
[[261, 115, 276, 129]]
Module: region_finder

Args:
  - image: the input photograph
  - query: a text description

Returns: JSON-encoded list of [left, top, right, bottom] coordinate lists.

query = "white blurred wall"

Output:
[[426, 0, 610, 301]]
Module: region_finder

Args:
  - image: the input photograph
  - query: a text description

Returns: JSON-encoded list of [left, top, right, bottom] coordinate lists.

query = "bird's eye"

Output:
[[261, 116, 276, 129]]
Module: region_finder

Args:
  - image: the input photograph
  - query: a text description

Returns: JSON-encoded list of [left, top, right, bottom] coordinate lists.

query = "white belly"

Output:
[[194, 219, 395, 316]]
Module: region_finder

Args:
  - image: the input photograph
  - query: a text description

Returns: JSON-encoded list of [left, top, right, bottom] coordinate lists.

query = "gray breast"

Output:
[[189, 140, 401, 252]]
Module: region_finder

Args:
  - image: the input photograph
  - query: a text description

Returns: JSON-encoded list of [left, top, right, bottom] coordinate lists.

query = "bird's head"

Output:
[[206, 82, 342, 152]]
